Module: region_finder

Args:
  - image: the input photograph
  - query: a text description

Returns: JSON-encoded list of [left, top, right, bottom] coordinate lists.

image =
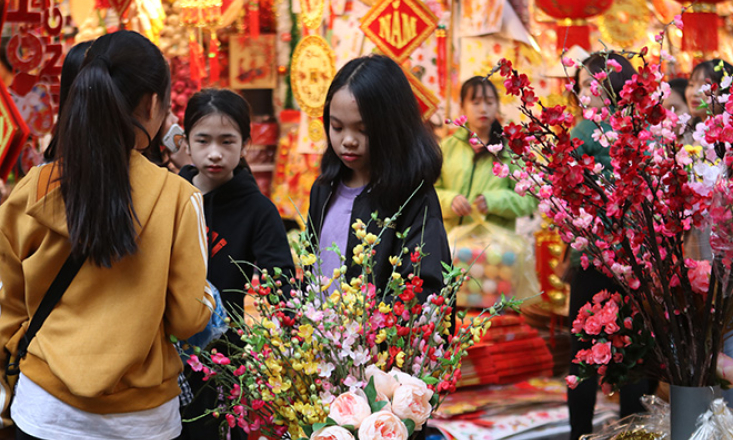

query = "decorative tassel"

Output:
[[189, 32, 206, 87], [249, 0, 260, 39], [209, 33, 220, 85], [436, 25, 447, 95]]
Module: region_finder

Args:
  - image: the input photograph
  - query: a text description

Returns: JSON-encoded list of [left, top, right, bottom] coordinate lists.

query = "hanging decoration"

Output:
[[597, 0, 648, 48], [402, 66, 440, 120], [458, 0, 503, 38], [4, 0, 65, 135], [290, 35, 336, 117], [534, 0, 613, 52], [108, 0, 134, 16], [436, 24, 447, 94], [299, 0, 325, 29], [359, 0, 438, 64], [0, 83, 31, 181], [181, 0, 222, 27], [248, 0, 260, 37], [229, 34, 277, 88], [673, 0, 725, 55]]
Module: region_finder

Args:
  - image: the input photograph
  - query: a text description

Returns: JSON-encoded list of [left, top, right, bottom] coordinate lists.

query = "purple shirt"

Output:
[[318, 182, 365, 280]]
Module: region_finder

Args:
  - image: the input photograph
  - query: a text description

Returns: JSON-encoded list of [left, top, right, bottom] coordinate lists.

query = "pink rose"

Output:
[[389, 369, 434, 401], [365, 365, 399, 399], [583, 315, 603, 335], [591, 342, 612, 365], [604, 320, 620, 334], [565, 375, 579, 389], [358, 411, 409, 440], [391, 384, 432, 430], [311, 426, 356, 440], [329, 392, 372, 428], [717, 353, 733, 381]]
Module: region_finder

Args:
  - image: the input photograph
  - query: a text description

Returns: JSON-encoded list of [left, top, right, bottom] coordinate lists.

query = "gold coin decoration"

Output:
[[597, 0, 649, 49], [300, 0, 325, 29], [308, 118, 325, 142], [290, 35, 336, 117]]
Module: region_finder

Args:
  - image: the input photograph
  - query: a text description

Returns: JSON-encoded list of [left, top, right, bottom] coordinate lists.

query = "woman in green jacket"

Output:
[[436, 76, 536, 231]]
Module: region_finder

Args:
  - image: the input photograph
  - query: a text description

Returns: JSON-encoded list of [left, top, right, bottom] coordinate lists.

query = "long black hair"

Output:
[[56, 30, 170, 267], [183, 88, 252, 172], [459, 76, 503, 162], [44, 40, 94, 162], [318, 54, 442, 212]]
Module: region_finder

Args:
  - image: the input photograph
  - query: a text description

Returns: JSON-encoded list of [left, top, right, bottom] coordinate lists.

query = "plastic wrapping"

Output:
[[181, 281, 228, 359], [580, 395, 733, 440], [709, 159, 733, 298], [580, 395, 669, 440], [447, 213, 539, 307]]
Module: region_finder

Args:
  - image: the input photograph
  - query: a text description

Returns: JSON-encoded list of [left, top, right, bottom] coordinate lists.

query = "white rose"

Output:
[[311, 426, 356, 440], [358, 411, 409, 440], [391, 383, 433, 430], [328, 391, 372, 428], [366, 365, 399, 398]]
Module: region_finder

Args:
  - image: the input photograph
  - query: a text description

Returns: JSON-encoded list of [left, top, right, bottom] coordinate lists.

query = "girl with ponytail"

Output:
[[0, 30, 213, 439]]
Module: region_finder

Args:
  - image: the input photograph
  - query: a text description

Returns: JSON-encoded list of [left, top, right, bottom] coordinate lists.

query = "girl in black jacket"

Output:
[[307, 54, 450, 304]]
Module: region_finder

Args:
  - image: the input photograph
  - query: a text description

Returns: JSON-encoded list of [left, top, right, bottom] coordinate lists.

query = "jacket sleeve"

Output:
[[0, 230, 27, 428], [481, 160, 538, 220], [397, 191, 452, 301], [252, 199, 296, 294], [165, 191, 214, 340], [434, 140, 461, 220]]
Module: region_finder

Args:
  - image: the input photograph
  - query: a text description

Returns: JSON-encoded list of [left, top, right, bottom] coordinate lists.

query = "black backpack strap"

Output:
[[7, 254, 85, 375]]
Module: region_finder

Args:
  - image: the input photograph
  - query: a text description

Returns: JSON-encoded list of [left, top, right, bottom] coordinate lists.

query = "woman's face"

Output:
[[686, 69, 713, 119], [663, 89, 689, 118], [578, 69, 606, 109], [461, 84, 498, 136]]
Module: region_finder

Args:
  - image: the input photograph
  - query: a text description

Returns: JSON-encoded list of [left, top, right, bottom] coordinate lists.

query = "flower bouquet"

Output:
[[179, 204, 520, 439], [450, 34, 733, 392]]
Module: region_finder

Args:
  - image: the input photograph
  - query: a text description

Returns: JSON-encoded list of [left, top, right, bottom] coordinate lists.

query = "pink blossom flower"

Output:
[[593, 71, 608, 81], [674, 14, 684, 30], [562, 56, 576, 68], [493, 162, 509, 178], [583, 315, 603, 335], [689, 260, 711, 295], [591, 342, 612, 365], [211, 352, 231, 365], [566, 375, 579, 389], [187, 355, 204, 372], [607, 59, 622, 72]]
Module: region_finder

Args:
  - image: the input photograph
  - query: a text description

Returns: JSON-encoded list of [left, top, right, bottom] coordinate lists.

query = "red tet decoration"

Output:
[[674, 0, 726, 56], [360, 0, 438, 64], [402, 66, 439, 120], [534, 0, 613, 52], [436, 25, 447, 96], [0, 82, 31, 181]]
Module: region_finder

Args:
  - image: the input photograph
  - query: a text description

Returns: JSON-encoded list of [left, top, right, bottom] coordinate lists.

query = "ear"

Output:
[[149, 93, 161, 121], [241, 138, 251, 156], [182, 137, 191, 155]]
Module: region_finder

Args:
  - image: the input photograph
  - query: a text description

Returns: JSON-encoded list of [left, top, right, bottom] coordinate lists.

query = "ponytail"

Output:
[[56, 31, 170, 267]]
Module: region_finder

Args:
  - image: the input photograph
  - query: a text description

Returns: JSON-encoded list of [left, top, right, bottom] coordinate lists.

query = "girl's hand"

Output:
[[451, 195, 472, 217], [474, 195, 488, 214]]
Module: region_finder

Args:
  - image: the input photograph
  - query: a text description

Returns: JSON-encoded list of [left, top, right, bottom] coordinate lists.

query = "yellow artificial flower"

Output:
[[269, 376, 291, 394], [378, 302, 392, 314], [376, 351, 389, 368], [395, 351, 406, 368], [319, 278, 334, 292], [303, 361, 319, 375], [351, 219, 366, 231], [353, 244, 365, 256], [329, 291, 341, 303], [391, 272, 402, 281], [263, 319, 276, 330], [298, 324, 315, 342], [684, 144, 703, 156], [375, 329, 387, 344], [389, 256, 402, 267], [300, 253, 317, 266], [356, 229, 367, 240], [352, 254, 365, 265], [265, 357, 283, 376], [364, 233, 379, 245]]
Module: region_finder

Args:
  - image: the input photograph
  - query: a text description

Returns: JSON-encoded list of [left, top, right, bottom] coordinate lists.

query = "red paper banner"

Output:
[[360, 0, 438, 64]]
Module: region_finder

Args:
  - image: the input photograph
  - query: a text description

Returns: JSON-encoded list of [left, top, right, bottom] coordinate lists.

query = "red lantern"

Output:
[[674, 0, 725, 56], [535, 0, 613, 52]]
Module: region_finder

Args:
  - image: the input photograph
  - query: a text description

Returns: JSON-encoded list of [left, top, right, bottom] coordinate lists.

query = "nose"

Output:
[[342, 133, 358, 149], [208, 146, 223, 161]]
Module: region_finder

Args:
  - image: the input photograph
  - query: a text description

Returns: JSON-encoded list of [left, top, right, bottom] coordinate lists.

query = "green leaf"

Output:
[[274, 267, 282, 278], [365, 376, 378, 409], [342, 425, 356, 432], [302, 425, 314, 437], [372, 400, 388, 412], [312, 418, 337, 432], [421, 375, 439, 385], [430, 393, 439, 406], [402, 419, 416, 436]]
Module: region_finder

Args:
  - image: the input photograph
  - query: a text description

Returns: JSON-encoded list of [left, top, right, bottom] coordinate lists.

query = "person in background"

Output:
[[177, 88, 294, 440], [663, 77, 689, 118], [0, 30, 213, 440], [435, 76, 536, 232], [567, 52, 657, 440], [307, 54, 450, 304]]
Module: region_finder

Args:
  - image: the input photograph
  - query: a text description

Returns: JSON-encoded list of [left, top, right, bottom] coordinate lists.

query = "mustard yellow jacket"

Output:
[[0, 151, 213, 425]]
